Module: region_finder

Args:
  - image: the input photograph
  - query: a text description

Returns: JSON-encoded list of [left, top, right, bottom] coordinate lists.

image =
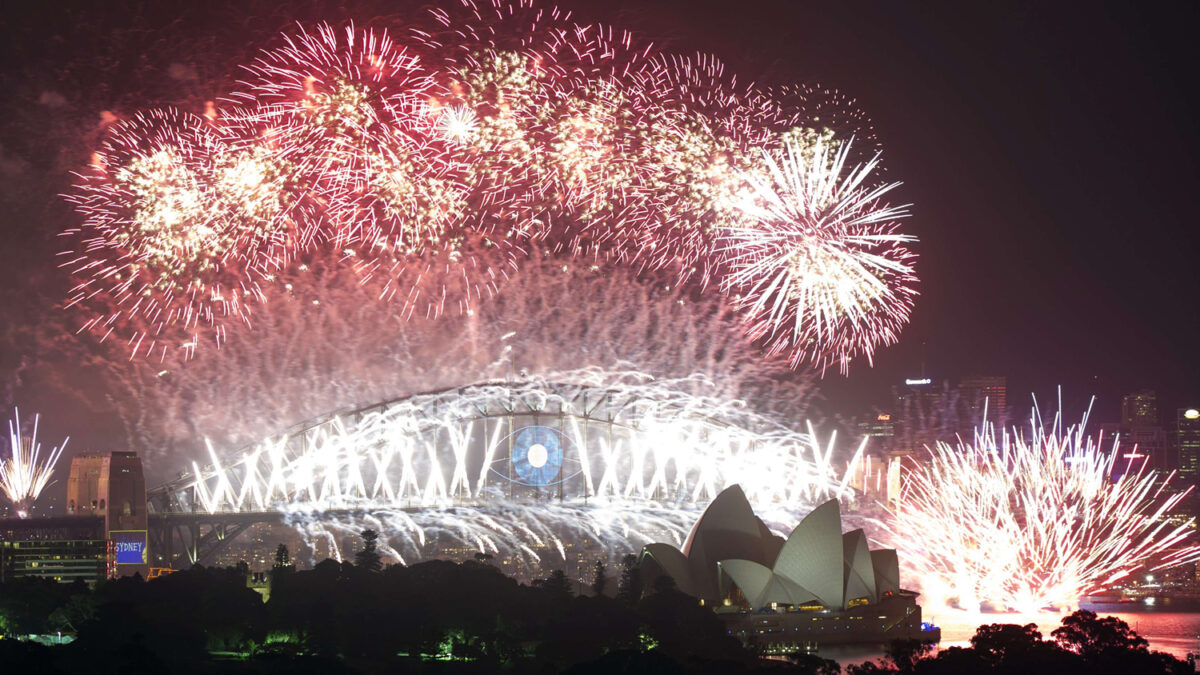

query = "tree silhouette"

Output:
[[616, 553, 642, 604], [1052, 610, 1148, 656], [535, 569, 573, 598], [273, 543, 290, 568], [591, 560, 607, 597], [354, 529, 383, 573]]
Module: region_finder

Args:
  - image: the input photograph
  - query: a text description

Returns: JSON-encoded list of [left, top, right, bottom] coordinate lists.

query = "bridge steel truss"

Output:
[[143, 378, 850, 565]]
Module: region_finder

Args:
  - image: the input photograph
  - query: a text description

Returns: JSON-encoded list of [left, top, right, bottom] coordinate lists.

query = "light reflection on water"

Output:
[[820, 609, 1200, 666]]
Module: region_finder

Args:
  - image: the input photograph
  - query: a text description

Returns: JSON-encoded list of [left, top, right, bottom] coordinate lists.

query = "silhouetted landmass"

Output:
[[0, 553, 1194, 674]]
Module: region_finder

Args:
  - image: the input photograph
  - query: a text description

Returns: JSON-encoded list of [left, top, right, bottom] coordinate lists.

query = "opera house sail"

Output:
[[640, 485, 940, 653]]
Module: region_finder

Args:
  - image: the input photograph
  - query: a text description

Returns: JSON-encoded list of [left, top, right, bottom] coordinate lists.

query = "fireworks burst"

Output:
[[164, 369, 863, 566], [61, 1, 920, 373], [1, 410, 69, 518], [721, 135, 918, 373], [888, 403, 1200, 613], [61, 109, 272, 357], [104, 257, 819, 472]]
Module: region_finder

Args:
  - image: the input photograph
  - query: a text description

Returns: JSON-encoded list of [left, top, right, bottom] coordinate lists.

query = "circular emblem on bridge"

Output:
[[511, 426, 564, 486]]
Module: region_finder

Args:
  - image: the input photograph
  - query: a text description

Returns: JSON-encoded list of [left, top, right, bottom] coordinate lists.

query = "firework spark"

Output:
[[61, 4, 920, 373], [888, 403, 1200, 613], [1, 410, 69, 518], [167, 370, 862, 566], [721, 135, 918, 373], [61, 109, 273, 357], [106, 256, 819, 474]]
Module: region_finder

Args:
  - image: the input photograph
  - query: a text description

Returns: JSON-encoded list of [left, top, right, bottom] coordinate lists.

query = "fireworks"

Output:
[[1, 410, 69, 518], [888, 405, 1200, 613], [108, 257, 820, 471], [164, 370, 863, 564], [61, 1, 920, 373], [721, 135, 917, 373]]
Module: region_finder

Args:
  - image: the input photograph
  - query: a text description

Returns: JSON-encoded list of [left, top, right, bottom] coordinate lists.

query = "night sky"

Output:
[[0, 0, 1197, 441], [600, 1, 1200, 421]]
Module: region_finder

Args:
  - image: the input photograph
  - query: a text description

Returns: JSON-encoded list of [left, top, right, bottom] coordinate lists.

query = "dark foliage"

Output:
[[3, 562, 1193, 675], [592, 560, 608, 597], [617, 553, 643, 605], [353, 528, 382, 573], [846, 611, 1190, 675]]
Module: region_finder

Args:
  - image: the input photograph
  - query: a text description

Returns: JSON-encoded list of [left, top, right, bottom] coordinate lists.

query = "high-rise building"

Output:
[[856, 413, 896, 443], [1122, 390, 1158, 427], [1110, 390, 1170, 471], [66, 451, 149, 578], [1178, 408, 1200, 483], [891, 377, 969, 455], [959, 375, 1007, 428]]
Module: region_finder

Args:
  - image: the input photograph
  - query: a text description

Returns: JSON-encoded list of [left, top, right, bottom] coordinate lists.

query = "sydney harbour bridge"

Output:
[[10, 374, 866, 569]]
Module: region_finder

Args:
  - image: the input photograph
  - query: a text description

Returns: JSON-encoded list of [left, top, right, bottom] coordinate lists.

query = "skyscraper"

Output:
[[1178, 408, 1200, 483], [959, 375, 1007, 428], [1115, 390, 1168, 471], [1122, 390, 1158, 427]]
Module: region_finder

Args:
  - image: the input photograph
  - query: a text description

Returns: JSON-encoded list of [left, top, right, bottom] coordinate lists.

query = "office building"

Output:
[[959, 375, 1007, 428], [1122, 390, 1158, 427], [0, 539, 110, 584], [1178, 408, 1200, 483]]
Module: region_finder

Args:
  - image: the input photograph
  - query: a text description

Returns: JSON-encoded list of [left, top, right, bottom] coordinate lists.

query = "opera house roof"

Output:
[[640, 485, 900, 610]]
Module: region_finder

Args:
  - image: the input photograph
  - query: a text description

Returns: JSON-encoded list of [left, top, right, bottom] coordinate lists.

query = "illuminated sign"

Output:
[[877, 414, 891, 422], [111, 530, 148, 565], [905, 378, 932, 386], [1187, 409, 1200, 420]]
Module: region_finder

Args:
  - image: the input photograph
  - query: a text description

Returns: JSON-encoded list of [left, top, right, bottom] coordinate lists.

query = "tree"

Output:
[[591, 560, 607, 597], [970, 622, 1046, 666], [1049, 610, 1191, 675], [787, 651, 843, 675], [535, 569, 572, 597], [355, 529, 383, 573], [884, 638, 934, 674], [616, 554, 642, 605], [1051, 610, 1147, 656], [274, 543, 290, 568]]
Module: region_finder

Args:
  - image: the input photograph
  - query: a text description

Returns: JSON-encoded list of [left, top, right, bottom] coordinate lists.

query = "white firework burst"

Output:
[[1, 410, 69, 518], [436, 104, 480, 145], [721, 135, 918, 374], [888, 401, 1200, 614]]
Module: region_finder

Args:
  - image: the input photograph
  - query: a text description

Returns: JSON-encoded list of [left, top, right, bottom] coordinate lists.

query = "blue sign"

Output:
[[511, 426, 564, 486], [111, 530, 147, 565]]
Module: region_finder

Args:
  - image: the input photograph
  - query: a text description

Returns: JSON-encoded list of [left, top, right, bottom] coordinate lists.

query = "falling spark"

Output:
[[61, 5, 919, 372]]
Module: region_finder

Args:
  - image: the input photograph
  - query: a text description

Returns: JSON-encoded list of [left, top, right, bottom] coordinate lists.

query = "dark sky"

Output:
[[1, 1, 1197, 433], [584, 0, 1200, 422]]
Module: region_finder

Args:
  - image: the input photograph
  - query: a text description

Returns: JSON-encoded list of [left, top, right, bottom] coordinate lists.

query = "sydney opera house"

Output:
[[641, 485, 940, 652]]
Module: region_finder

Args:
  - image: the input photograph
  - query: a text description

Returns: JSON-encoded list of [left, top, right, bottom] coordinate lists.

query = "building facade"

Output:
[[958, 375, 1008, 428], [65, 451, 149, 578], [0, 539, 110, 584], [1178, 408, 1200, 484]]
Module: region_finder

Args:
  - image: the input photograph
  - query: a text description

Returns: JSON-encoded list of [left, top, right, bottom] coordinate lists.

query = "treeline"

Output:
[[849, 614, 1193, 675], [0, 535, 1194, 674], [0, 544, 796, 674]]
